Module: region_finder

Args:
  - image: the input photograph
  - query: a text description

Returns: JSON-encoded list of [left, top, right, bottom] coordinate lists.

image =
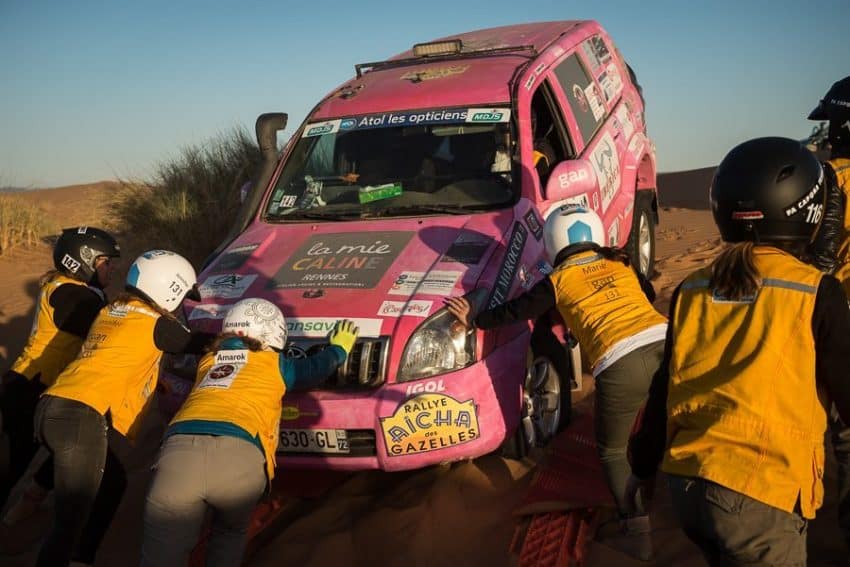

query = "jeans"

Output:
[[0, 370, 54, 508], [668, 474, 807, 566], [33, 395, 127, 567], [141, 434, 267, 567], [594, 340, 663, 516]]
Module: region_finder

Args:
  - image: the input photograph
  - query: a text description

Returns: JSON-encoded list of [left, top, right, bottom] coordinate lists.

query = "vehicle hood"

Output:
[[185, 212, 514, 337]]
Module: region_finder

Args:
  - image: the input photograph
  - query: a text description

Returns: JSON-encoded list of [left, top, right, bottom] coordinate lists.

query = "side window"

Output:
[[553, 53, 605, 144], [530, 82, 574, 188]]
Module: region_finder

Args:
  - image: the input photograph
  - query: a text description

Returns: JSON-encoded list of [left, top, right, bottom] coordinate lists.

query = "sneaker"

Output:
[[2, 480, 49, 526]]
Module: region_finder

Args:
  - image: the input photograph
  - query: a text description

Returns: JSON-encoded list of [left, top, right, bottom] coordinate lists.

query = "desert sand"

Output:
[[0, 172, 847, 566]]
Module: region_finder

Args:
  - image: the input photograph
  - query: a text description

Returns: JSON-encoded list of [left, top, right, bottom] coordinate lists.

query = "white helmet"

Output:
[[542, 205, 605, 263], [127, 250, 198, 312], [222, 298, 287, 350]]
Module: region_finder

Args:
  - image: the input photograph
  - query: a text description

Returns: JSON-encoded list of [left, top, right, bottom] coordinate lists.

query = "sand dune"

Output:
[[0, 172, 847, 566]]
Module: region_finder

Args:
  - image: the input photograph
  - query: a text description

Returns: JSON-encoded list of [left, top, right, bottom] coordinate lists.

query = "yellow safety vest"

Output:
[[662, 248, 826, 518], [12, 274, 99, 387], [47, 298, 162, 440], [171, 349, 285, 481], [549, 250, 667, 370], [827, 157, 850, 295]]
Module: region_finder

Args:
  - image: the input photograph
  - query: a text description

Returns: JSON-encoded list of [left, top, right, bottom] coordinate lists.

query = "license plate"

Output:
[[278, 429, 350, 454]]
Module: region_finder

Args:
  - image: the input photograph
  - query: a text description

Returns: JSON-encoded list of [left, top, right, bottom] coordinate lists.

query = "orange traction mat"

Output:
[[511, 509, 601, 567]]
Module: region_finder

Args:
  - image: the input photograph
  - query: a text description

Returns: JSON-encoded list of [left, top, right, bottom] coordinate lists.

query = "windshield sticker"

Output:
[[377, 300, 433, 318], [359, 183, 402, 204], [301, 119, 342, 138], [269, 232, 414, 289], [188, 303, 230, 321], [487, 222, 528, 309], [209, 243, 259, 272], [591, 132, 621, 214], [585, 83, 606, 122], [199, 274, 258, 299], [334, 108, 511, 133], [389, 270, 462, 296], [380, 393, 479, 457], [286, 317, 383, 338], [400, 65, 469, 82], [440, 233, 492, 265]]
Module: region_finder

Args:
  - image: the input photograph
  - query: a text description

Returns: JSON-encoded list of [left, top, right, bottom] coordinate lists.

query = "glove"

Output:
[[329, 319, 359, 354], [624, 473, 655, 516], [807, 163, 845, 274]]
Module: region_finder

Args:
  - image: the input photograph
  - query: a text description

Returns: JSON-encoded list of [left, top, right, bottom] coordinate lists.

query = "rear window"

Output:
[[553, 54, 605, 144]]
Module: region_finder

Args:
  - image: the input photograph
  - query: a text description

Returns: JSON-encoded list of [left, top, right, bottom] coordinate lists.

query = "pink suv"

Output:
[[160, 20, 658, 471]]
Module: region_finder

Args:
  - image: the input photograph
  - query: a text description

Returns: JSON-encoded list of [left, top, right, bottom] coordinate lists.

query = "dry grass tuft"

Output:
[[111, 128, 262, 266], [0, 195, 53, 255]]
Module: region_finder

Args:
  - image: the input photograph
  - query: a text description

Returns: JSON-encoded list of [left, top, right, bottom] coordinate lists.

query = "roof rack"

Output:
[[354, 44, 537, 79]]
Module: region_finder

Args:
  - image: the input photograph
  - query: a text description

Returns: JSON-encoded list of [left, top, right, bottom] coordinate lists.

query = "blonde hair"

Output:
[[208, 332, 263, 353]]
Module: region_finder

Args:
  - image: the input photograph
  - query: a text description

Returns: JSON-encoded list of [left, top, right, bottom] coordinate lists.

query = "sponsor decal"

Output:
[[378, 300, 433, 318], [581, 35, 612, 71], [591, 132, 621, 214], [188, 303, 229, 320], [77, 226, 88, 234], [616, 104, 635, 141], [380, 393, 479, 457], [783, 172, 824, 224], [270, 232, 413, 289], [404, 379, 445, 397], [210, 243, 259, 272], [592, 193, 600, 211], [466, 108, 511, 123], [327, 108, 511, 133], [279, 195, 297, 207], [563, 192, 591, 209], [572, 84, 589, 113], [524, 210, 543, 241], [440, 233, 492, 265], [488, 223, 528, 309], [389, 270, 462, 296], [301, 119, 341, 138], [598, 63, 623, 102], [286, 317, 383, 338], [557, 169, 590, 190], [524, 74, 536, 91], [60, 254, 81, 273], [400, 65, 469, 82], [199, 273, 258, 299], [627, 135, 645, 160], [214, 350, 248, 365]]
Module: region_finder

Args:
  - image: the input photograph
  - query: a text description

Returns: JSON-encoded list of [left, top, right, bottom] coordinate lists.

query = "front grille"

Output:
[[284, 337, 389, 389]]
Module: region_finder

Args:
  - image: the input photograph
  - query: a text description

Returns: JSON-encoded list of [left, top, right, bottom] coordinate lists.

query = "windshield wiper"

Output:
[[270, 209, 361, 221], [368, 204, 479, 217]]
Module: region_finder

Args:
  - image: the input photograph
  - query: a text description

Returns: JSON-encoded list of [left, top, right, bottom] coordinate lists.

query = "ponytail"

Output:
[[709, 242, 760, 300]]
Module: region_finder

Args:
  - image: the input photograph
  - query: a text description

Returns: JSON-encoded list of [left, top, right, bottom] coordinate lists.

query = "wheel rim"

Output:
[[638, 212, 651, 275], [520, 357, 561, 449]]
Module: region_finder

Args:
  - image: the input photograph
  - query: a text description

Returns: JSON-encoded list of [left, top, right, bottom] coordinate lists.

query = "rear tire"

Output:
[[626, 191, 656, 278]]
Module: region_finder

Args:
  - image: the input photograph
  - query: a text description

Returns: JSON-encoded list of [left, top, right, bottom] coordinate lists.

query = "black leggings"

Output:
[[0, 370, 54, 507], [34, 395, 127, 566]]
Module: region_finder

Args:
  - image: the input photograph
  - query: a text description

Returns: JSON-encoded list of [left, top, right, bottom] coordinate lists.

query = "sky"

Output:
[[1, 0, 847, 188]]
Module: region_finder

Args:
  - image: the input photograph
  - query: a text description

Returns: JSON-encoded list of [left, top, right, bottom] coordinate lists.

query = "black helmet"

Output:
[[808, 76, 850, 149], [53, 227, 121, 283], [710, 137, 824, 243]]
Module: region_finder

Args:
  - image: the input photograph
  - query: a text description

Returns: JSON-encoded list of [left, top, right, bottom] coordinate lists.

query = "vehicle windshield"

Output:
[[264, 107, 515, 220]]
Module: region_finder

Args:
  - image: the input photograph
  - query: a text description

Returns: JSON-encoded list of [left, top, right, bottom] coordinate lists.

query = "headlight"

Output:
[[398, 288, 487, 382]]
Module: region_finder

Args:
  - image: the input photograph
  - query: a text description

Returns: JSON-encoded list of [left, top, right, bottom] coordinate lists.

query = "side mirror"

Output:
[[544, 159, 598, 203], [255, 113, 288, 157]]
